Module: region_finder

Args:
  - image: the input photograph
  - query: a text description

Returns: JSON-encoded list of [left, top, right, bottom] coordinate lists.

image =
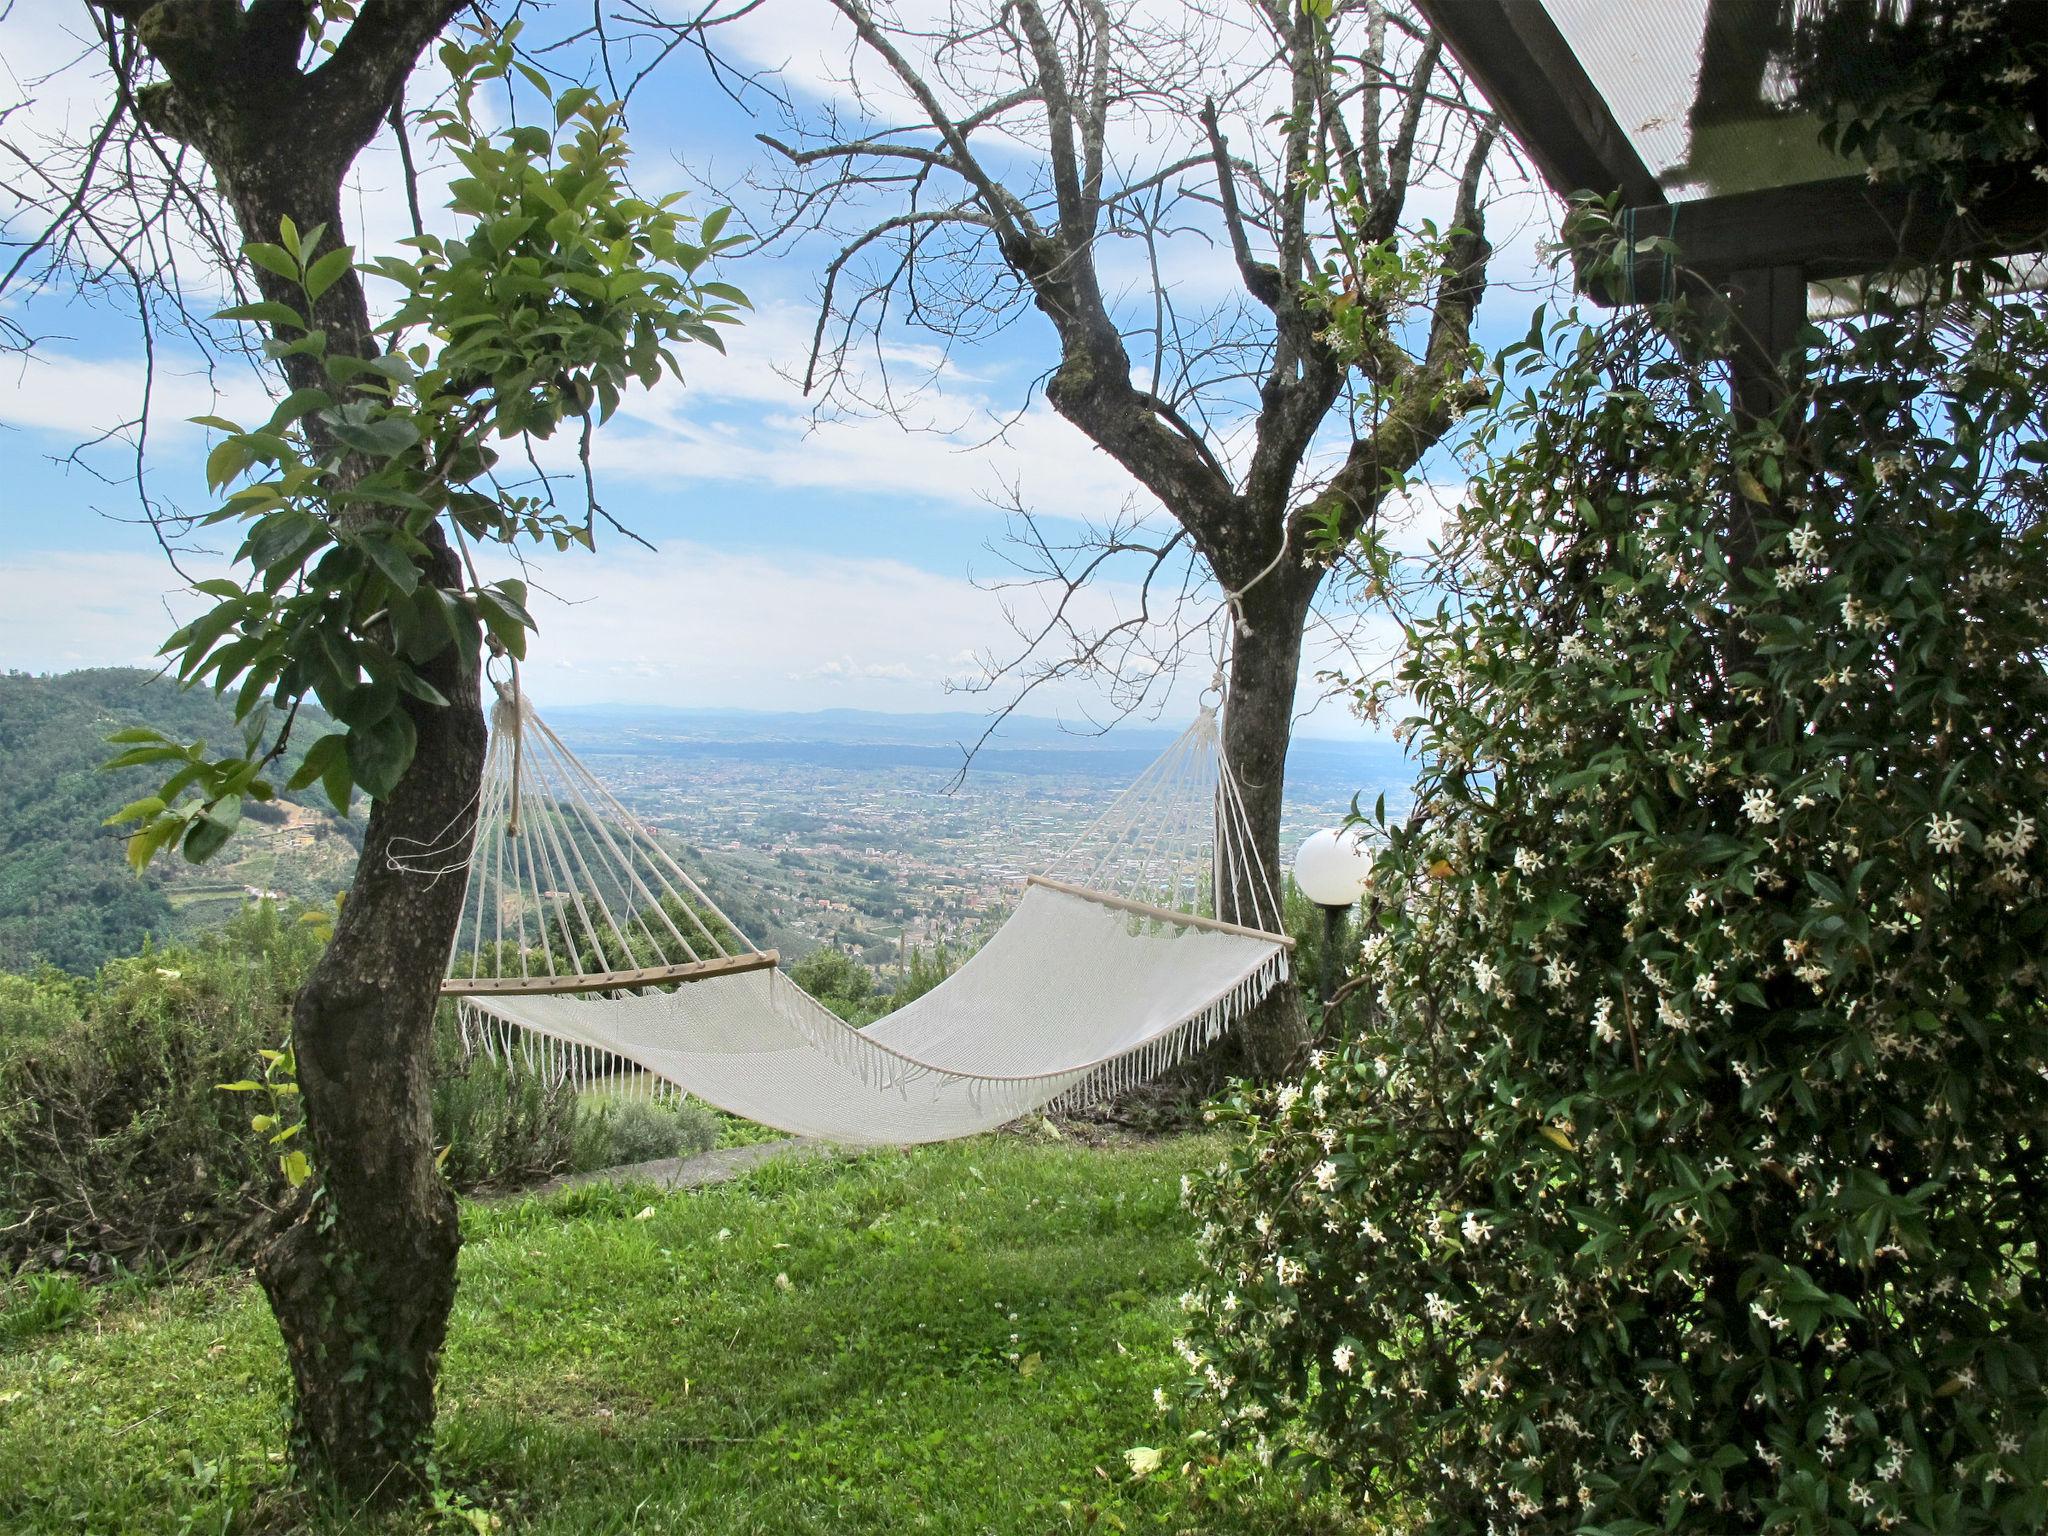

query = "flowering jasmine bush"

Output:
[[1180, 275, 2048, 1533]]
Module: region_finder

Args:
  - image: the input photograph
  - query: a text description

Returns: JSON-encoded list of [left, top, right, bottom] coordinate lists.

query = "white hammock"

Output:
[[407, 685, 1290, 1146]]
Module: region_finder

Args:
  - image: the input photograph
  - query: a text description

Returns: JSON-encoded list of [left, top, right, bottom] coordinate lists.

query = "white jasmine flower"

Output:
[[1988, 814, 2036, 859], [1592, 997, 1620, 1044], [1926, 812, 1969, 855], [1742, 786, 1778, 824], [1331, 1343, 1356, 1375]]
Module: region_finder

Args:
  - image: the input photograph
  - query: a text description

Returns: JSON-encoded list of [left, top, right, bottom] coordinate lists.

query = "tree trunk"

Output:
[[1221, 570, 1317, 1075], [256, 645, 483, 1500], [212, 173, 484, 1506]]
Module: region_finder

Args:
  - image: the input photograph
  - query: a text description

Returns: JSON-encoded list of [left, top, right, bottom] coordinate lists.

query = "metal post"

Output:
[[1319, 901, 1350, 1022]]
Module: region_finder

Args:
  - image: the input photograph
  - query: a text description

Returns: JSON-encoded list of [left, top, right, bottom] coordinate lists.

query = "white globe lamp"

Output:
[[1293, 827, 1371, 1015], [1293, 827, 1371, 908]]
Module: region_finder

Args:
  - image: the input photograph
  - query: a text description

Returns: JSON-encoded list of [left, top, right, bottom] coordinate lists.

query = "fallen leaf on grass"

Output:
[[1123, 1445, 1164, 1478]]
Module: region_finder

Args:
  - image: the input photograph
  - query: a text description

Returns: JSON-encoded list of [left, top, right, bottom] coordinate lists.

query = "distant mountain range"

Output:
[[542, 703, 1415, 803]]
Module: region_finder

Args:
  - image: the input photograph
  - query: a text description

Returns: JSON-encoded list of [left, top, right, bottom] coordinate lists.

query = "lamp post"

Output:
[[1292, 828, 1371, 1020]]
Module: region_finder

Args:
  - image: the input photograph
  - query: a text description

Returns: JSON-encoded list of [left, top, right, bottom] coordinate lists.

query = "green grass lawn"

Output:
[[0, 1133, 1355, 1535]]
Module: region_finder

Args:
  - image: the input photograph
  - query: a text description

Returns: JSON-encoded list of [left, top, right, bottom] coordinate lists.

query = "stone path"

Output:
[[532, 1137, 824, 1198]]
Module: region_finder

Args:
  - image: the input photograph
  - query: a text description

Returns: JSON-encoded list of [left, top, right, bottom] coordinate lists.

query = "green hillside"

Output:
[[0, 669, 361, 973]]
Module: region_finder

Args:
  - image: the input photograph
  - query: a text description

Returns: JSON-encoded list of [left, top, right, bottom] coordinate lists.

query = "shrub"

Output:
[[579, 1094, 719, 1170], [429, 1041, 601, 1193], [0, 904, 316, 1272], [1183, 271, 2048, 1526], [791, 946, 875, 1022], [0, 969, 85, 1061], [0, 906, 629, 1269]]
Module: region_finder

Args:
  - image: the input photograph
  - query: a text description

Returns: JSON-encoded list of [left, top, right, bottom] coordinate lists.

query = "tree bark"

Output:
[[104, 0, 474, 1500], [213, 171, 483, 1502], [259, 645, 482, 1499], [1220, 564, 1317, 1074]]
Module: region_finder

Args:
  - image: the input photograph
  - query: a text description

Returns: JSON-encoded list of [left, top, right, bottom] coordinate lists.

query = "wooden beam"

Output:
[[1027, 875, 1295, 948], [442, 950, 779, 997], [1413, 0, 1663, 208], [1603, 171, 2048, 298]]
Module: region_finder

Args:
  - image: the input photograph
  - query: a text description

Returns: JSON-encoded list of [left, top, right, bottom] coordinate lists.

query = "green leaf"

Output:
[[242, 510, 324, 575], [286, 732, 346, 793], [103, 744, 191, 771], [182, 813, 236, 864], [245, 243, 300, 282], [265, 387, 333, 433], [215, 300, 307, 330], [325, 413, 421, 459], [206, 437, 256, 492], [346, 707, 417, 800], [320, 748, 354, 819], [124, 818, 184, 873], [357, 531, 421, 596], [514, 60, 555, 100], [303, 246, 356, 301], [395, 670, 450, 708], [334, 676, 398, 731], [103, 795, 167, 827], [474, 588, 531, 660]]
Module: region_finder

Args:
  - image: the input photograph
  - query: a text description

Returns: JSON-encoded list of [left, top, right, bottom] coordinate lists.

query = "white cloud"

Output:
[[0, 351, 270, 450], [0, 549, 222, 673], [507, 540, 1063, 711], [0, 537, 1393, 741]]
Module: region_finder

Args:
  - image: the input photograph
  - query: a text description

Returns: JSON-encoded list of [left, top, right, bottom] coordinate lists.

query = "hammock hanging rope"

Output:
[[402, 682, 1290, 1146]]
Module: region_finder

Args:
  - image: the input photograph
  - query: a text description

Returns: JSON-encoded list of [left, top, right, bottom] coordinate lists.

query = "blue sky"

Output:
[[0, 0, 1573, 740]]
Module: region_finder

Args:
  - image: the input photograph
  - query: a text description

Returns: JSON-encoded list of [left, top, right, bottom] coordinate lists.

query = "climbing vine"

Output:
[[1179, 244, 2048, 1530]]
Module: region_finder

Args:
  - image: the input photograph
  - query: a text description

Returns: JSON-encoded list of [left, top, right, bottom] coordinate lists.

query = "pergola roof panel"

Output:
[[1418, 0, 2047, 292], [1546, 0, 1865, 201]]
